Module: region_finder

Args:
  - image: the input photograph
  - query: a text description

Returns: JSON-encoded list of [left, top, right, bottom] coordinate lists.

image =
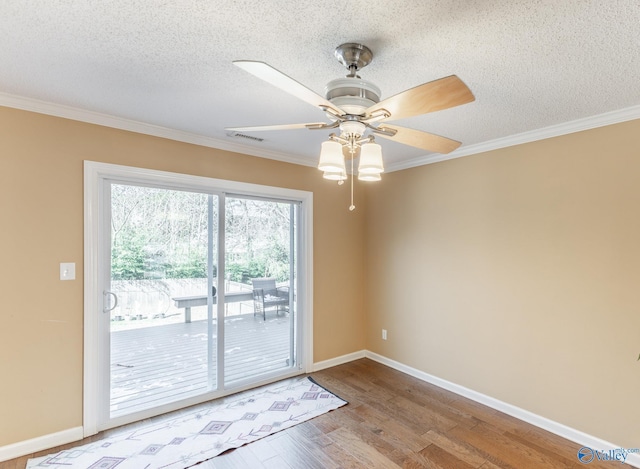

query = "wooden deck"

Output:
[[111, 312, 292, 417]]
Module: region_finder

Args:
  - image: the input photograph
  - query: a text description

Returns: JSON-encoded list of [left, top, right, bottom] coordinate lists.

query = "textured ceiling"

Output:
[[1, 1, 639, 170]]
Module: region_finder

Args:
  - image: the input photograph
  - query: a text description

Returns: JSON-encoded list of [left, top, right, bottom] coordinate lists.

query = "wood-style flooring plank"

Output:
[[372, 376, 480, 430], [480, 460, 508, 469], [447, 421, 574, 469], [326, 426, 401, 468], [353, 403, 431, 453], [447, 395, 532, 435], [419, 443, 478, 469], [423, 429, 488, 467], [304, 430, 366, 469], [265, 430, 335, 469]]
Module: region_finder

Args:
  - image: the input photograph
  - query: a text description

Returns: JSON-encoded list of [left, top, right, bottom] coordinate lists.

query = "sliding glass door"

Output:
[[223, 196, 298, 385], [107, 185, 219, 418], [84, 163, 309, 433]]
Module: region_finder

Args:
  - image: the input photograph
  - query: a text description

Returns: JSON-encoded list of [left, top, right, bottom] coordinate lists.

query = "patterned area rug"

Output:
[[27, 376, 347, 469]]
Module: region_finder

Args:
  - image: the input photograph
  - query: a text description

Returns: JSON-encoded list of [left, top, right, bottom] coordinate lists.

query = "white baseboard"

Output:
[[313, 350, 366, 372], [3, 352, 638, 467], [365, 351, 640, 468], [0, 426, 83, 463]]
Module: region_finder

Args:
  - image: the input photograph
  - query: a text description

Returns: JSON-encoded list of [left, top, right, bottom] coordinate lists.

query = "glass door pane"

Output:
[[108, 184, 218, 418], [223, 197, 297, 386]]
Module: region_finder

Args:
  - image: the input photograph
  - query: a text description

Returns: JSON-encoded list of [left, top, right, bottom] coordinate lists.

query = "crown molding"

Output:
[[386, 105, 640, 172], [0, 92, 316, 168], [2, 92, 638, 173]]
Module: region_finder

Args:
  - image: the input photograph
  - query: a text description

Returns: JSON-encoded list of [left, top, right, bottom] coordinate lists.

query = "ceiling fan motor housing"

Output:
[[325, 77, 381, 116]]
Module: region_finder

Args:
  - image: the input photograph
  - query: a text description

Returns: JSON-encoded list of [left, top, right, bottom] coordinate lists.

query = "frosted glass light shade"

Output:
[[358, 142, 384, 174], [358, 172, 382, 181], [318, 140, 345, 172], [323, 170, 348, 181]]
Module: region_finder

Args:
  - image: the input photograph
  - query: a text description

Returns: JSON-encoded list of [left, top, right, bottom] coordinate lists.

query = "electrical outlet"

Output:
[[382, 329, 387, 340]]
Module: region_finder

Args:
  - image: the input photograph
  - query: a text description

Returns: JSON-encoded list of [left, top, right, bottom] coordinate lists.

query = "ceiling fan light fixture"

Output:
[[318, 140, 345, 172], [358, 141, 384, 174], [358, 172, 382, 182], [323, 169, 348, 181]]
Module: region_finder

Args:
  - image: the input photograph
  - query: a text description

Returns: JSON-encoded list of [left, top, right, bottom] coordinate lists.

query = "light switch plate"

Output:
[[60, 262, 76, 280]]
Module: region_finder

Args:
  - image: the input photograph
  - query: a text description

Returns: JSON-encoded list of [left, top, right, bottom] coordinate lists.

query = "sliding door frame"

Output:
[[83, 161, 314, 436]]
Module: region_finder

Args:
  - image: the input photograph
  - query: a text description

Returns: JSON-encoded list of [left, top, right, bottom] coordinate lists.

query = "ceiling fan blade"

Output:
[[226, 122, 332, 132], [234, 61, 345, 116], [373, 124, 461, 154], [366, 75, 474, 121]]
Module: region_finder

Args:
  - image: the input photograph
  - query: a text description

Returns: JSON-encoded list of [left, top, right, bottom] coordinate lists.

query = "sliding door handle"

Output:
[[103, 291, 118, 313]]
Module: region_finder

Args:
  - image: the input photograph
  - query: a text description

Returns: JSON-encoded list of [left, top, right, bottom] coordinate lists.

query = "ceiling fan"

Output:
[[226, 43, 475, 157], [227, 43, 474, 210]]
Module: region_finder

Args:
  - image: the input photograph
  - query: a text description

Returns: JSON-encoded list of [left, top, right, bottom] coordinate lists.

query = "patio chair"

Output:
[[251, 277, 289, 320]]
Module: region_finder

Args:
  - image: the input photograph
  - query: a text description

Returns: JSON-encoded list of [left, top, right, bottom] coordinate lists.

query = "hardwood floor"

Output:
[[2, 358, 613, 468]]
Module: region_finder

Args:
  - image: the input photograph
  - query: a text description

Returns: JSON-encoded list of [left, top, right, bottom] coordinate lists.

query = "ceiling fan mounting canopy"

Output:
[[334, 43, 373, 77]]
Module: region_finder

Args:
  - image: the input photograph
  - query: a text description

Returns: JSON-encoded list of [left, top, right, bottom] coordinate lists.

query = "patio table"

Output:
[[172, 291, 254, 322]]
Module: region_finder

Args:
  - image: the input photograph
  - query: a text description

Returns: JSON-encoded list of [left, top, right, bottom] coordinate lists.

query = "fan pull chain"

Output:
[[349, 156, 355, 211]]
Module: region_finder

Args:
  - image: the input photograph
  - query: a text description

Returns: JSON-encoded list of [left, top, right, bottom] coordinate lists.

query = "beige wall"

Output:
[[0, 106, 366, 446], [365, 119, 640, 448], [2, 102, 638, 450]]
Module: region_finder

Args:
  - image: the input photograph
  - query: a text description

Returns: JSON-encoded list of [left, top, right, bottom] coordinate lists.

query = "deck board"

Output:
[[110, 312, 292, 417]]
